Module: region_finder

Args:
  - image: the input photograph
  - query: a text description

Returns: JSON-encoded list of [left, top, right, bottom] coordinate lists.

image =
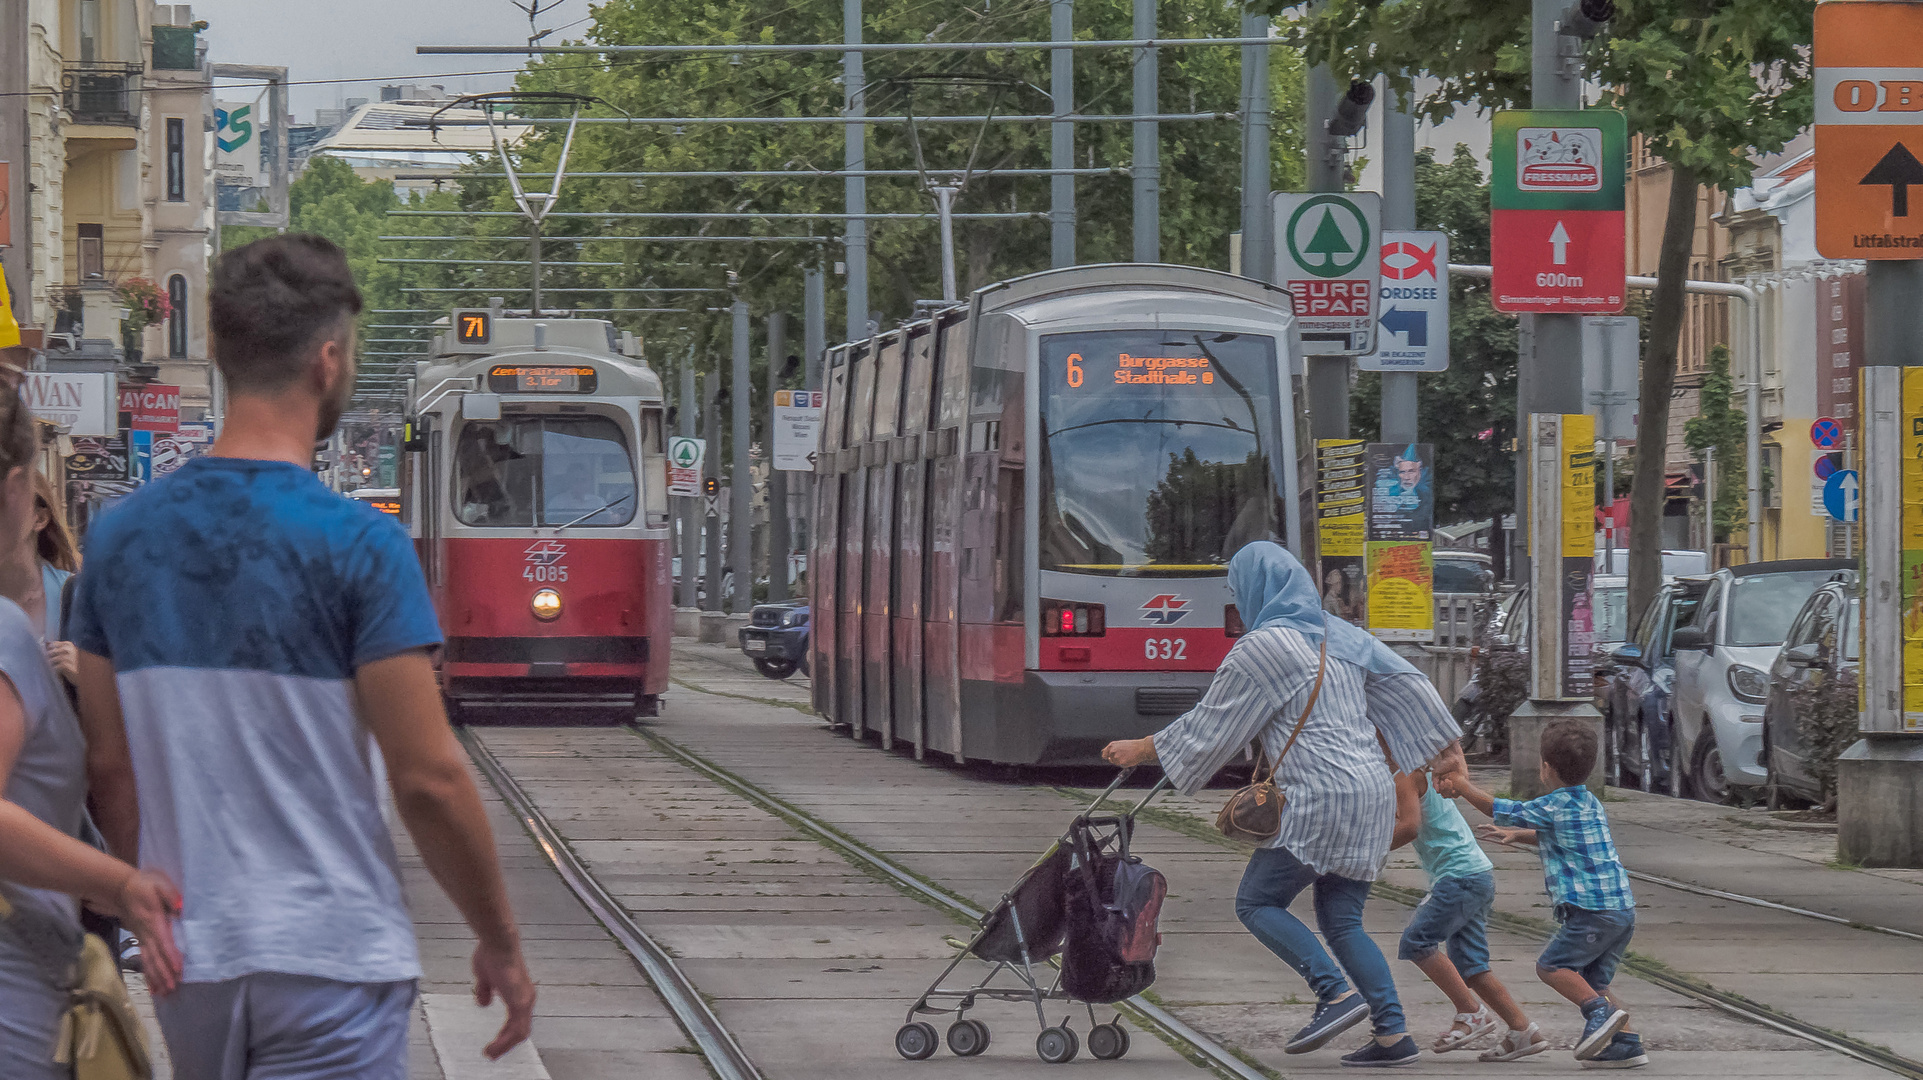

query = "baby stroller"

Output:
[[894, 769, 1170, 1064]]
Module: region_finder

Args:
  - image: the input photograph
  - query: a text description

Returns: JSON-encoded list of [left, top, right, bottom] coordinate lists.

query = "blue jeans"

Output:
[[1235, 845, 1406, 1037], [1397, 870, 1495, 979]]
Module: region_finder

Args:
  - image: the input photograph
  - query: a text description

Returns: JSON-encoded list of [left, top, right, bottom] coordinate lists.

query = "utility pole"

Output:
[[1050, 0, 1076, 267], [1131, 0, 1159, 263], [1379, 81, 1418, 445], [529, 225, 542, 316], [1304, 52, 1349, 440], [767, 310, 791, 602], [803, 264, 826, 389], [678, 352, 698, 610], [730, 299, 753, 615], [1237, 11, 1270, 281], [844, 0, 868, 337], [702, 359, 722, 609]]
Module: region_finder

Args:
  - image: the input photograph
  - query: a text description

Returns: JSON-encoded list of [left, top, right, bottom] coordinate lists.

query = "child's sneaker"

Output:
[[1580, 1033, 1647, 1069], [1575, 1000, 1629, 1060], [1432, 1007, 1498, 1052], [1477, 1023, 1549, 1062], [1340, 1036, 1421, 1067]]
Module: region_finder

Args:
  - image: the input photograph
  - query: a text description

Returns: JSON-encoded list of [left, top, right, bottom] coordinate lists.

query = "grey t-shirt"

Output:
[[0, 595, 87, 952]]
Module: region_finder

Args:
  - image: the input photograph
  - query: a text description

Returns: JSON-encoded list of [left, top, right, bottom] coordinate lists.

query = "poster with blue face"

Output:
[[1366, 442, 1434, 541]]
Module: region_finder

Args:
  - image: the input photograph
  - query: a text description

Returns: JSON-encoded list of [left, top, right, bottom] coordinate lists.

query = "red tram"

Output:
[[810, 265, 1308, 765], [401, 310, 673, 721]]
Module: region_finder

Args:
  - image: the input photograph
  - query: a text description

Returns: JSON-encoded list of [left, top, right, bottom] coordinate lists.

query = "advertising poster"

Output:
[[1366, 442, 1435, 540], [130, 430, 153, 484], [66, 437, 131, 481], [1365, 541, 1435, 641], [1902, 369, 1923, 729], [1561, 414, 1598, 697], [1316, 439, 1367, 627]]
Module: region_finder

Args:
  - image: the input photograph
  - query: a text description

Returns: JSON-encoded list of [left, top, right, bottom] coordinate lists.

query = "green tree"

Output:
[[1350, 145, 1516, 529], [1297, 0, 1815, 623], [1682, 344, 1746, 544]]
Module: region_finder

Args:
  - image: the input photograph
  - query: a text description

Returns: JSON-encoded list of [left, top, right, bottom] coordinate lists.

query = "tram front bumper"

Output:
[[991, 669, 1217, 766]]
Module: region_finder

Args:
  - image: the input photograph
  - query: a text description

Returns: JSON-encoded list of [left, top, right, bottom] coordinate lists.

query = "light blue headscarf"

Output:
[[1227, 541, 1420, 677]]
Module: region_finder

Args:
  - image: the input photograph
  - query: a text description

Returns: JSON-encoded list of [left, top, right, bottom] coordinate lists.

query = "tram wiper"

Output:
[[552, 492, 634, 531]]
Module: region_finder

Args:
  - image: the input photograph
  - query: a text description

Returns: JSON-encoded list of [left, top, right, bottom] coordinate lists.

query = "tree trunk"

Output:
[[1626, 163, 1701, 631]]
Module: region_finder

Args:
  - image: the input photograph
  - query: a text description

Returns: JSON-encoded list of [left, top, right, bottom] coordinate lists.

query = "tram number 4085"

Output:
[[1145, 638, 1187, 661], [524, 564, 570, 583]]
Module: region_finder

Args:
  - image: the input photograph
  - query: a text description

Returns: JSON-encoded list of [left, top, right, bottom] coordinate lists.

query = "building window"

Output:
[[166, 118, 185, 201], [77, 223, 104, 279], [167, 274, 188, 357]]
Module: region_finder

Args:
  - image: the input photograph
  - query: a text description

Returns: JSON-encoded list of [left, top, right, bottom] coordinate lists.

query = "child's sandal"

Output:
[[1478, 1023, 1550, 1062], [1433, 1007, 1498, 1052]]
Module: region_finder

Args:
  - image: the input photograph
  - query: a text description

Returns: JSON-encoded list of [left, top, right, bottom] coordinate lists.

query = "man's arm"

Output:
[[356, 650, 534, 1061], [1433, 768, 1498, 820], [74, 651, 140, 861]]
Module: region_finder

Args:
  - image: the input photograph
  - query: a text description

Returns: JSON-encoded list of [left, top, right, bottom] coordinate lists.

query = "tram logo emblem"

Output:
[[1140, 594, 1191, 625], [524, 540, 569, 566]]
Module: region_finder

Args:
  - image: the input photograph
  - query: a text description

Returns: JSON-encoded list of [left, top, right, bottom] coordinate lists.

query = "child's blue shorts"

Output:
[[1538, 904, 1636, 989], [1398, 870, 1496, 978]]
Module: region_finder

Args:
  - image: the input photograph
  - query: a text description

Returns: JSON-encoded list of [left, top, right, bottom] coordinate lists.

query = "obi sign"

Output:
[[1491, 110, 1627, 314], [119, 384, 180, 433], [1814, 2, 1923, 258], [1274, 191, 1381, 355]]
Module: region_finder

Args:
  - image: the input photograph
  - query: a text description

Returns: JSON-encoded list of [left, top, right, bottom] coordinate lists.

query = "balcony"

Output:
[[63, 62, 143, 128]]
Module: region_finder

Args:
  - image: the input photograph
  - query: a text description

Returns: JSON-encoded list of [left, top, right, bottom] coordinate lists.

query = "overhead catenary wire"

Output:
[[391, 168, 1124, 180], [416, 111, 1232, 126], [419, 36, 1288, 56], [388, 210, 1041, 220], [378, 235, 836, 244]]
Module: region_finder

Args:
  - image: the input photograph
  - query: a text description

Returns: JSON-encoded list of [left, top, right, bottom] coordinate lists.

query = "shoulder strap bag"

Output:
[[1214, 636, 1329, 844], [0, 893, 153, 1080]]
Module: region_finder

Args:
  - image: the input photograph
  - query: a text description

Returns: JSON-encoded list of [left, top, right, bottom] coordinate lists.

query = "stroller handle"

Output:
[[1082, 768, 1173, 818]]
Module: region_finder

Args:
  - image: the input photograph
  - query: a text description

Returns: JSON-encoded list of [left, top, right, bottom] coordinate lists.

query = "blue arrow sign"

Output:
[[1379, 306, 1428, 346], [1823, 469, 1859, 523]]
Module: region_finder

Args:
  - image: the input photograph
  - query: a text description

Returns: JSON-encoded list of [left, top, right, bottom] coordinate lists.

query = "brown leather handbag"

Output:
[[1214, 637, 1328, 843]]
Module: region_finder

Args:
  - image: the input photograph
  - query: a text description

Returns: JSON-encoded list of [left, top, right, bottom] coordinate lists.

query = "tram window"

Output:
[[900, 329, 935, 435], [453, 415, 636, 527], [1037, 329, 1282, 577], [822, 347, 850, 450], [872, 338, 905, 440], [847, 346, 877, 447], [639, 408, 669, 528], [935, 320, 970, 430]]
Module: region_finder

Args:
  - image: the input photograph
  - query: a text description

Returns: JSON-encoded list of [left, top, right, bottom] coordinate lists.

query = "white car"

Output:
[[1668, 559, 1854, 802]]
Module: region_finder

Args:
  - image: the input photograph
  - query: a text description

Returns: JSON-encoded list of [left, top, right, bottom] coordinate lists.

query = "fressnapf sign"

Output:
[[24, 372, 116, 437], [119, 384, 180, 433]]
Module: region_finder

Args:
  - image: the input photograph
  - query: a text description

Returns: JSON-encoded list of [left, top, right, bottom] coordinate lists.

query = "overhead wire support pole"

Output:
[[1303, 9, 1349, 442], [1379, 79, 1418, 446], [1237, 11, 1270, 281], [730, 298, 753, 616], [1132, 0, 1158, 263], [1051, 0, 1076, 267], [846, 0, 868, 340]]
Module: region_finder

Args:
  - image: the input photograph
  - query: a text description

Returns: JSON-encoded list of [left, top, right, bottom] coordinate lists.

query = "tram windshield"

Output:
[[1039, 329, 1282, 577], [454, 415, 636, 527]]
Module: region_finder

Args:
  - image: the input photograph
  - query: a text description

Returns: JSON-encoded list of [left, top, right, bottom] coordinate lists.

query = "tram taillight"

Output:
[[1040, 600, 1105, 637]]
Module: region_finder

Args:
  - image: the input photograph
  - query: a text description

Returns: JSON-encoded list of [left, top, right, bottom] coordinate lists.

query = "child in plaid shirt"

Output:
[[1438, 721, 1644, 1069]]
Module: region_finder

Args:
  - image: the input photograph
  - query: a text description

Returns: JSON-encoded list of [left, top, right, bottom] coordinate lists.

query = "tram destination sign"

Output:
[[1814, 2, 1923, 258], [1274, 191, 1382, 355], [1490, 109, 1627, 314], [487, 364, 598, 394]]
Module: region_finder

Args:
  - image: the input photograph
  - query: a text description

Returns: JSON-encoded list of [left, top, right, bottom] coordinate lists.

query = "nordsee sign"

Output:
[[24, 372, 116, 437]]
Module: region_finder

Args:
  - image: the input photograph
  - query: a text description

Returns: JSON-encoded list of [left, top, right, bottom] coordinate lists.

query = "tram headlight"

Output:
[[531, 588, 563, 621]]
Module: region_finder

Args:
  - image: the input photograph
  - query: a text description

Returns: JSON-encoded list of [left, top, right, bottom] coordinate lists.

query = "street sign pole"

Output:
[[679, 356, 699, 609], [1305, 44, 1350, 441], [1380, 82, 1419, 446]]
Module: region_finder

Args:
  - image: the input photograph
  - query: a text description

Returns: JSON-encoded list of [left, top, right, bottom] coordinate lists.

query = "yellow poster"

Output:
[[1365, 541, 1434, 641], [1316, 439, 1366, 557], [0, 268, 20, 351], [1902, 370, 1923, 729], [1561, 413, 1596, 559]]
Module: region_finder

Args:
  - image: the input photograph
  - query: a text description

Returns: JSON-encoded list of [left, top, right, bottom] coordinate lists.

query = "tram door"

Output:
[[862, 337, 905, 747], [921, 316, 970, 758], [890, 329, 935, 755], [810, 349, 851, 721], [837, 346, 876, 733]]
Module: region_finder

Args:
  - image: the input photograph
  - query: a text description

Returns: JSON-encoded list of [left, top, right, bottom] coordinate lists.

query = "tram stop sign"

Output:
[[667, 436, 705, 497], [1274, 191, 1382, 355], [1490, 109, 1628, 315], [1814, 3, 1923, 259]]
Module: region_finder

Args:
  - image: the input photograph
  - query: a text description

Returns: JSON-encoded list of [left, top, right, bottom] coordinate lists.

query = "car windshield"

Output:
[[1726, 570, 1840, 647], [1593, 582, 1629, 645], [454, 415, 636, 527], [1433, 558, 1490, 594], [1038, 329, 1282, 577]]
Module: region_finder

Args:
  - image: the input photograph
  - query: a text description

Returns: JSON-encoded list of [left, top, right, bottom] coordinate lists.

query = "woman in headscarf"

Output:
[[1103, 541, 1463, 1067]]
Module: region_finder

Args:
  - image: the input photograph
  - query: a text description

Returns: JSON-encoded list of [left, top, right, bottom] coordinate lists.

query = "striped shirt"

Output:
[[1492, 786, 1635, 912], [1151, 627, 1460, 881]]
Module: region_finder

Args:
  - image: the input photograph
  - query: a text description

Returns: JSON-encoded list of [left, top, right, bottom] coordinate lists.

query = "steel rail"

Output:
[[457, 729, 764, 1080], [419, 37, 1285, 55], [627, 725, 1270, 1080], [1623, 868, 1923, 944]]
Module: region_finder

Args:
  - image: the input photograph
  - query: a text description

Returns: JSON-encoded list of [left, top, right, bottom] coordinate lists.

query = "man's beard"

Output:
[[315, 363, 354, 439]]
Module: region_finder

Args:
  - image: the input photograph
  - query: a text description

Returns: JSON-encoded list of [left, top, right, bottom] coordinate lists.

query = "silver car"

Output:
[[1669, 559, 1854, 802]]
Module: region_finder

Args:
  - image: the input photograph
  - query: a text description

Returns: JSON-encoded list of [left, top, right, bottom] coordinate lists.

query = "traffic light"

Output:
[[1560, 0, 1613, 39], [1328, 80, 1376, 138], [703, 477, 720, 497]]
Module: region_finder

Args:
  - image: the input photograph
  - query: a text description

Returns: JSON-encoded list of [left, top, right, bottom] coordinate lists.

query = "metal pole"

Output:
[[1304, 26, 1349, 441], [1843, 430, 1854, 559], [1238, 11, 1270, 281], [703, 362, 722, 609], [679, 352, 698, 609], [529, 226, 542, 317], [1379, 80, 1418, 445], [1704, 445, 1716, 552], [1132, 0, 1159, 263], [731, 299, 753, 615], [804, 264, 827, 389], [1745, 289, 1762, 561], [1604, 440, 1615, 574], [1050, 0, 1077, 267], [933, 186, 960, 302], [767, 310, 791, 602], [845, 0, 869, 339]]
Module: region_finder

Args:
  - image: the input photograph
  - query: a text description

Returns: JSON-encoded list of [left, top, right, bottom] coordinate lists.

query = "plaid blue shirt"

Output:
[[1492, 786, 1635, 912]]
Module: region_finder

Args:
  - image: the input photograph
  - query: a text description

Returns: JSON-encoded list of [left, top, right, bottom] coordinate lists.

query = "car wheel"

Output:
[[754, 658, 798, 680], [1693, 732, 1731, 805]]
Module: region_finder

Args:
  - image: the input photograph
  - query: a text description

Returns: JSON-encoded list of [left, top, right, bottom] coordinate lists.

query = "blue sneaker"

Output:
[[1341, 1036, 1421, 1068], [1580, 1033, 1648, 1069], [1575, 1001, 1629, 1060], [1286, 994, 1372, 1054]]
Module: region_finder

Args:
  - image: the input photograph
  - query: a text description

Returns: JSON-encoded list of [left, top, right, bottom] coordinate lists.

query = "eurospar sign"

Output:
[[1275, 191, 1382, 355], [119, 384, 181, 433]]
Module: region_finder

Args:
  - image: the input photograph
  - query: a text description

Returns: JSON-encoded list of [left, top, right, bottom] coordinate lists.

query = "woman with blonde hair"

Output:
[[28, 473, 78, 686]]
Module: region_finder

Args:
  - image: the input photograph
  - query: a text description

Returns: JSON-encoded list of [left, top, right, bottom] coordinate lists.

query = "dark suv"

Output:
[[739, 600, 810, 680], [1762, 573, 1859, 807], [1595, 579, 1705, 793]]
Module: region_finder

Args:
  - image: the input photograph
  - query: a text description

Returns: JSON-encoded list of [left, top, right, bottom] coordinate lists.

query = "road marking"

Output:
[[422, 995, 550, 1080]]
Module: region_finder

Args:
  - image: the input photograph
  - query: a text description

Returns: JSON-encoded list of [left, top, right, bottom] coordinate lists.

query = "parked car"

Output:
[[1669, 559, 1854, 802], [1595, 578, 1706, 793], [739, 600, 810, 679], [1452, 573, 1632, 755], [1762, 573, 1860, 807], [1593, 548, 1710, 578]]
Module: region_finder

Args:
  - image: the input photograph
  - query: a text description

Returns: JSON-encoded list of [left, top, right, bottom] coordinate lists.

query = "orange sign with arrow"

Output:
[[1815, 2, 1923, 259]]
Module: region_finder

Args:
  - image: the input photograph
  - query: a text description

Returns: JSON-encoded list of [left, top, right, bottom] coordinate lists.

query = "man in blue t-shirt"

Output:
[[70, 235, 535, 1077]]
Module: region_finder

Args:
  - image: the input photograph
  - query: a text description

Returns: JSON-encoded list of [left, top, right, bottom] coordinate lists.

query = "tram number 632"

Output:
[[1145, 638, 1187, 661], [524, 564, 570, 583]]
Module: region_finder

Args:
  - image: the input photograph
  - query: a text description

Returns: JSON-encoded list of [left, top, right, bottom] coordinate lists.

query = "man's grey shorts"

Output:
[[153, 973, 416, 1080]]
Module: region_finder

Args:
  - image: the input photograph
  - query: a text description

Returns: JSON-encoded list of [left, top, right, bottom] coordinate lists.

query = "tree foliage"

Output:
[[1682, 343, 1746, 543]]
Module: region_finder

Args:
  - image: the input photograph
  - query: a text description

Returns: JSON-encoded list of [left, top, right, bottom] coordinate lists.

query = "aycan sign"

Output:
[[119, 384, 180, 433]]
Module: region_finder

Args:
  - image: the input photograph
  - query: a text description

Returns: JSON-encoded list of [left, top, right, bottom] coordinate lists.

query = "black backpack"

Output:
[[1059, 816, 1167, 1004]]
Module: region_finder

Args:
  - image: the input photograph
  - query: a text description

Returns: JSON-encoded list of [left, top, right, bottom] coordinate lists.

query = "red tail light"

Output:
[[1225, 605, 1246, 637], [1041, 600, 1107, 637]]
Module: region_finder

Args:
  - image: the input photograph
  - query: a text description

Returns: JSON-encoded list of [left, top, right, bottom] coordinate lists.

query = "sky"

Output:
[[190, 0, 582, 121]]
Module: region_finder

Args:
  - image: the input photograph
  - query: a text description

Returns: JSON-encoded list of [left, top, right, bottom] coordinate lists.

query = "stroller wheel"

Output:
[[1036, 1025, 1080, 1064], [896, 1021, 939, 1060], [948, 1019, 990, 1056], [1088, 1022, 1130, 1060]]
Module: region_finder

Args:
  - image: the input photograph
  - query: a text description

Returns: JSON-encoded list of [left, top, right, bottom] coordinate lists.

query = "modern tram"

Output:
[[400, 309, 674, 721], [810, 265, 1309, 765]]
